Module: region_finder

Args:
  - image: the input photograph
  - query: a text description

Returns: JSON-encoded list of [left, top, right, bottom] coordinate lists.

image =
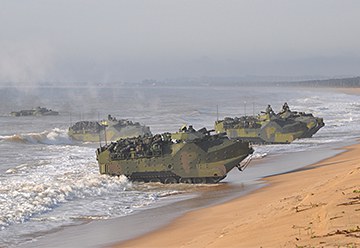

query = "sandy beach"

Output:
[[326, 87, 360, 96], [115, 143, 360, 247]]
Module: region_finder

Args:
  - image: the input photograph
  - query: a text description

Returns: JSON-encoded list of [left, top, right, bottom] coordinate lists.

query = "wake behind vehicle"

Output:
[[68, 115, 151, 142], [215, 103, 324, 144], [10, 107, 59, 117], [96, 125, 253, 184]]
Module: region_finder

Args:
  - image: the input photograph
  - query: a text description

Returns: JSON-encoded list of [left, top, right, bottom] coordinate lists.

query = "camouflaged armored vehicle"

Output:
[[10, 107, 59, 117], [68, 115, 151, 142], [96, 125, 253, 184], [214, 103, 324, 144]]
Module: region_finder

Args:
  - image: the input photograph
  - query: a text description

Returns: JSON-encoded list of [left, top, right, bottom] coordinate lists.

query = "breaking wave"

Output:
[[3, 86, 360, 246], [0, 128, 72, 145], [0, 172, 131, 230], [0, 144, 189, 235]]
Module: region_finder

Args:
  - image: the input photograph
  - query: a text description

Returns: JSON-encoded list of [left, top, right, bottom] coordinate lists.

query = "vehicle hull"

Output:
[[215, 109, 324, 144], [68, 125, 151, 142], [96, 135, 253, 184]]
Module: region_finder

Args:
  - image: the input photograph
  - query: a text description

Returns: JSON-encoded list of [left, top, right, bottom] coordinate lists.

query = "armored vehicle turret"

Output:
[[215, 103, 324, 144], [10, 107, 59, 117], [68, 115, 151, 142], [96, 125, 253, 184]]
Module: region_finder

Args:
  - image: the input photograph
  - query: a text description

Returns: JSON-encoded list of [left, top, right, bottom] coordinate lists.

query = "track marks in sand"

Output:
[[312, 226, 360, 239], [290, 165, 360, 247]]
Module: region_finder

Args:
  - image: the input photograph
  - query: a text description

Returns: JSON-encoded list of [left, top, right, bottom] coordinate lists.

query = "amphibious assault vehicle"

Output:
[[10, 107, 59, 117], [215, 103, 324, 144], [96, 125, 253, 184], [68, 115, 151, 142]]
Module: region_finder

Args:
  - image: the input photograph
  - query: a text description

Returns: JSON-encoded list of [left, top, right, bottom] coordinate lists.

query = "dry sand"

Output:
[[114, 143, 360, 248]]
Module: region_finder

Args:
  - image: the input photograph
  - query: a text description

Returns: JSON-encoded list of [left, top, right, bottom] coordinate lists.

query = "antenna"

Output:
[[252, 102, 255, 116], [104, 126, 108, 145], [103, 112, 108, 145], [216, 105, 219, 121], [244, 101, 247, 116], [98, 112, 102, 148]]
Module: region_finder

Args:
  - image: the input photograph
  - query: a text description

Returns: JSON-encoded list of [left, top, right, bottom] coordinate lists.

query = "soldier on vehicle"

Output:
[[108, 114, 117, 121], [265, 105, 275, 115], [180, 125, 187, 132], [188, 125, 195, 132], [282, 102, 290, 112]]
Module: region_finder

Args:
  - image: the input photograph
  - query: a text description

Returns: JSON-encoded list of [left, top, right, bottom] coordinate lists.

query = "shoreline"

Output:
[[20, 175, 264, 248], [329, 87, 360, 95], [20, 142, 351, 248], [3, 86, 360, 247], [20, 141, 355, 248], [114, 142, 360, 247]]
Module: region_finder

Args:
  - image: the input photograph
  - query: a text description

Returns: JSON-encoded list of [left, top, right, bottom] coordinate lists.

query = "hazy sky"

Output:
[[1, 0, 360, 83]]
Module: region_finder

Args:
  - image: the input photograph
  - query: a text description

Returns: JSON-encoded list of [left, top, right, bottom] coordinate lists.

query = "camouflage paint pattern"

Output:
[[68, 117, 151, 142], [215, 106, 324, 144], [96, 127, 253, 184]]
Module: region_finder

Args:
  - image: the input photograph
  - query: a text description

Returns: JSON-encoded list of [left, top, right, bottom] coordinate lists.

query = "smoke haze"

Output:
[[1, 0, 360, 84]]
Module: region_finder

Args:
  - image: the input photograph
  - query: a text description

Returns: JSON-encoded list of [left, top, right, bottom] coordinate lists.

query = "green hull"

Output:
[[215, 106, 324, 144], [96, 127, 253, 183], [68, 117, 151, 142], [68, 126, 151, 142], [10, 107, 59, 117]]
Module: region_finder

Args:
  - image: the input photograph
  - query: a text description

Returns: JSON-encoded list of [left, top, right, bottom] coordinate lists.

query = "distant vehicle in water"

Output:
[[96, 125, 253, 184], [68, 114, 151, 142], [214, 103, 325, 144], [10, 107, 59, 117]]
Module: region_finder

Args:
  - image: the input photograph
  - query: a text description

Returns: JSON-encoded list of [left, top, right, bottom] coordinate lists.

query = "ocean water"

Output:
[[0, 85, 359, 246]]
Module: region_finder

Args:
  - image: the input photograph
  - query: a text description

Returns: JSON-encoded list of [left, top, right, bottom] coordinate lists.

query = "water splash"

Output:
[[0, 128, 73, 145]]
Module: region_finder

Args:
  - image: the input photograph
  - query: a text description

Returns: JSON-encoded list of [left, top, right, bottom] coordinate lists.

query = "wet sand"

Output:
[[21, 146, 344, 248], [22, 86, 360, 248], [114, 143, 360, 248]]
